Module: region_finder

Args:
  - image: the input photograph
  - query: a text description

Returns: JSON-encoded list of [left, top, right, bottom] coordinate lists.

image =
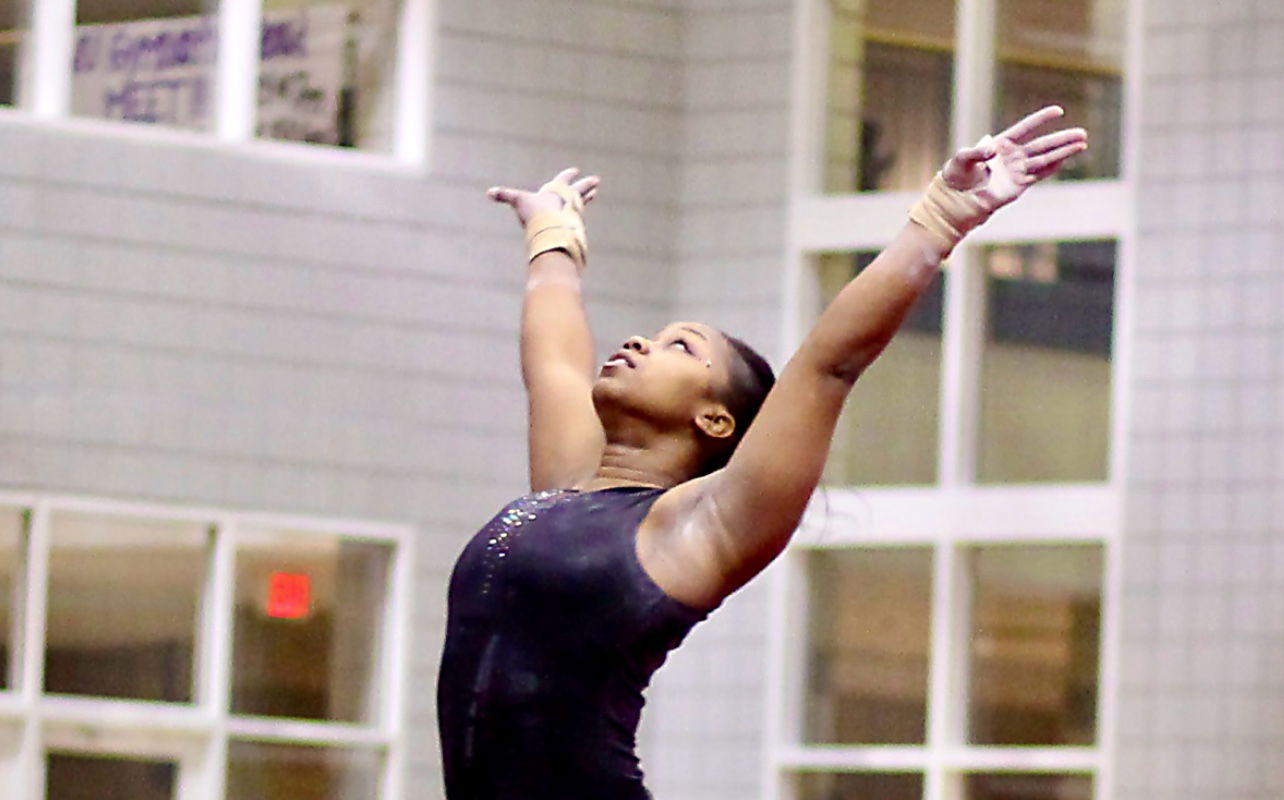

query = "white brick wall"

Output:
[[0, 1, 691, 798], [639, 2, 792, 799], [1116, 1, 1284, 798]]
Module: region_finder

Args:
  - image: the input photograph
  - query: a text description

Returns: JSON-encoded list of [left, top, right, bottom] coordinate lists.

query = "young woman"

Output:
[[438, 106, 1087, 799]]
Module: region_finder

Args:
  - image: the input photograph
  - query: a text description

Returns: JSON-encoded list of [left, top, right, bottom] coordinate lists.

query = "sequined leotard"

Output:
[[437, 486, 710, 799]]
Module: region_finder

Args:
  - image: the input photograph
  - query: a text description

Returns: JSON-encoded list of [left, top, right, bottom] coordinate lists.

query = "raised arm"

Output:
[[489, 168, 606, 491], [680, 107, 1087, 601]]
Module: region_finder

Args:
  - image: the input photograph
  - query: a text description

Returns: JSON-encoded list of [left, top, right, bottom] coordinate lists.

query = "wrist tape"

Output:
[[908, 172, 992, 254], [525, 180, 587, 270]]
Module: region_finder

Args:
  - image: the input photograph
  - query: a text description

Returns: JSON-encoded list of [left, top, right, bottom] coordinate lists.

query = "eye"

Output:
[[670, 338, 693, 354]]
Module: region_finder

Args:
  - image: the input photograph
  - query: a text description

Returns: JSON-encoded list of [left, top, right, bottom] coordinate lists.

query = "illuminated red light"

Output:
[[267, 572, 311, 619]]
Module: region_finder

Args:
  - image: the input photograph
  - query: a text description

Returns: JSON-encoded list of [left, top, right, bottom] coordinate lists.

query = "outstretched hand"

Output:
[[941, 105, 1087, 212], [488, 167, 601, 227]]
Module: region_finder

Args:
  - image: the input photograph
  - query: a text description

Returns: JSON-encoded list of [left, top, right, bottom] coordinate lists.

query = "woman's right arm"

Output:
[[490, 169, 606, 492]]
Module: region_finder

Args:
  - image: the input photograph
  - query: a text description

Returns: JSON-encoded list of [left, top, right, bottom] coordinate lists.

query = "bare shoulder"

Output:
[[635, 472, 732, 610]]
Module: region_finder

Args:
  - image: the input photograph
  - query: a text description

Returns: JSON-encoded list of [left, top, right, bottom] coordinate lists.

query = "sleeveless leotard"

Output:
[[437, 486, 710, 799]]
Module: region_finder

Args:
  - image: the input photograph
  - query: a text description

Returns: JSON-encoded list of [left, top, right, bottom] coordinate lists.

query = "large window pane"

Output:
[[806, 548, 933, 744], [232, 530, 390, 723], [967, 545, 1103, 746], [965, 773, 1094, 800], [0, 0, 27, 106], [824, 0, 954, 193], [226, 741, 382, 800], [0, 508, 21, 690], [996, 0, 1124, 180], [797, 771, 923, 800], [46, 751, 177, 800], [257, 0, 398, 151], [71, 0, 216, 129], [976, 240, 1115, 483], [45, 514, 207, 702], [818, 253, 943, 486]]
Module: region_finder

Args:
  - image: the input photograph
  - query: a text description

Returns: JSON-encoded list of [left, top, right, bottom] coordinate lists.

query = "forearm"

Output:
[[796, 221, 946, 382], [520, 251, 596, 385]]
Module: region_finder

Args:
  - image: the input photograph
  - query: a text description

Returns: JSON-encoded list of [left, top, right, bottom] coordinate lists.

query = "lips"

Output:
[[603, 350, 636, 369]]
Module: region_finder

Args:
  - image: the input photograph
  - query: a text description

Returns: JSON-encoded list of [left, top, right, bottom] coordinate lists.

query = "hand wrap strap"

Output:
[[525, 180, 587, 270], [909, 172, 993, 256]]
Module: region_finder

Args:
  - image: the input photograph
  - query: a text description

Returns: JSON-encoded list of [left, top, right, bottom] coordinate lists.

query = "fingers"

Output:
[[1021, 140, 1088, 178], [1024, 127, 1087, 156], [487, 186, 523, 205], [552, 166, 581, 185], [953, 135, 998, 166], [572, 175, 601, 205], [999, 105, 1064, 144]]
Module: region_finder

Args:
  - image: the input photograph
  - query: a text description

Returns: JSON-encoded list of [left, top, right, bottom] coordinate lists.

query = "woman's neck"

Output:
[[581, 439, 701, 491]]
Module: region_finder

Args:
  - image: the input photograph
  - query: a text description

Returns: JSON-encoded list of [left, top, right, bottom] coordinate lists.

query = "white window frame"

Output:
[[8, 0, 435, 168], [0, 490, 414, 800], [764, 0, 1146, 798]]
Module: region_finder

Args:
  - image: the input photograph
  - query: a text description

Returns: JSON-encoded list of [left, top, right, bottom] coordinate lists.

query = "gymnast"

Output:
[[437, 105, 1087, 799]]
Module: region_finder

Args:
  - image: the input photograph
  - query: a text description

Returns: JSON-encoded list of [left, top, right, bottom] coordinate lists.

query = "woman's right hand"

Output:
[[488, 167, 600, 227]]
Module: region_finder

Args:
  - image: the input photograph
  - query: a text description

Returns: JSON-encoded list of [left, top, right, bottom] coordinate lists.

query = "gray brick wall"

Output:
[[639, 1, 792, 798], [1116, 1, 1284, 798], [0, 1, 688, 797]]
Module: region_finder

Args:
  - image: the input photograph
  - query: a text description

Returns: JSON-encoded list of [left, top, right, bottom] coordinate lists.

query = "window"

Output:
[[977, 240, 1116, 483], [2, 0, 428, 160], [776, 0, 1133, 797], [0, 493, 412, 800], [0, 0, 28, 106], [823, 0, 955, 193], [817, 252, 944, 486]]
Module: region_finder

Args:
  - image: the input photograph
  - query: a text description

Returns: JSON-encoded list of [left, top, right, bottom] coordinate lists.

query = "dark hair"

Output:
[[699, 332, 776, 475]]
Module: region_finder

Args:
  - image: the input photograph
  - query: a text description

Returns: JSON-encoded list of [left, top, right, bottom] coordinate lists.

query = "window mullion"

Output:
[[392, 0, 432, 164], [950, 0, 997, 150], [937, 245, 987, 487], [17, 503, 50, 800], [187, 516, 237, 800], [20, 0, 73, 115], [215, 0, 262, 141], [924, 542, 972, 800]]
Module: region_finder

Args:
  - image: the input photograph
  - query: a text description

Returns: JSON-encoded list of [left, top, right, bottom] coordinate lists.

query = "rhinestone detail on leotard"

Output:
[[478, 489, 577, 595]]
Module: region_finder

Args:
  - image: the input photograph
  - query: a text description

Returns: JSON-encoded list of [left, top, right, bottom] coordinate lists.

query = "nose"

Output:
[[622, 336, 651, 354]]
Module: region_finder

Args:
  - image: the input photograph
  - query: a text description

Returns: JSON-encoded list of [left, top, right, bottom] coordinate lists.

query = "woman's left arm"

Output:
[[677, 107, 1086, 600]]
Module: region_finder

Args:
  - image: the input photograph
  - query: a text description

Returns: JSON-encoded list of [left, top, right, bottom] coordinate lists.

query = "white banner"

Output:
[[69, 5, 349, 145]]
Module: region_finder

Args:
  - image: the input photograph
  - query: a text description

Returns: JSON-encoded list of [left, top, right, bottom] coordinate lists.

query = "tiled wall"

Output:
[[640, 1, 793, 798], [0, 1, 687, 796], [1117, 1, 1284, 798]]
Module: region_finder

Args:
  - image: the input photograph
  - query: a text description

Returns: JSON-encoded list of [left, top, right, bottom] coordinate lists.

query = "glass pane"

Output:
[[0, 0, 28, 106], [45, 514, 207, 702], [47, 752, 177, 800], [968, 545, 1103, 746], [996, 0, 1125, 180], [819, 253, 943, 485], [256, 0, 397, 151], [806, 548, 933, 744], [965, 773, 1094, 800], [71, 0, 216, 129], [825, 0, 954, 193], [797, 771, 923, 800], [232, 530, 390, 722], [0, 509, 21, 690], [976, 240, 1115, 483], [226, 741, 382, 800]]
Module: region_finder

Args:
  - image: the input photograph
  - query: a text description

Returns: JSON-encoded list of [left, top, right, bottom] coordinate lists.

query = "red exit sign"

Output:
[[267, 572, 311, 619]]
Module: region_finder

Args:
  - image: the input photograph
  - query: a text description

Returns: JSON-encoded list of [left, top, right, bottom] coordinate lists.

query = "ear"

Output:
[[694, 403, 736, 441]]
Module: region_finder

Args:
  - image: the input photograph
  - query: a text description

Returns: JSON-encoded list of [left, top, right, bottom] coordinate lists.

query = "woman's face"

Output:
[[592, 321, 734, 429]]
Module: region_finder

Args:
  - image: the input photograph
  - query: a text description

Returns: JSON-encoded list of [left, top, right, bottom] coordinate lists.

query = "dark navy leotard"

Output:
[[437, 487, 710, 799]]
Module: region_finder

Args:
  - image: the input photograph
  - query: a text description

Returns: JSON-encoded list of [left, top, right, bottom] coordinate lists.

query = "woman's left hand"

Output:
[[940, 105, 1088, 213]]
